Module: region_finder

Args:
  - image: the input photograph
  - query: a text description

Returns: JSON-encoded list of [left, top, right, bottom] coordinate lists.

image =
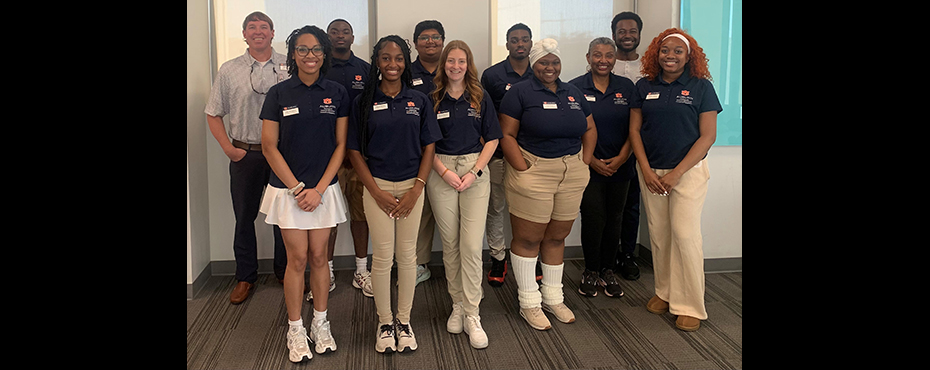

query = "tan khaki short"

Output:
[[504, 147, 589, 224], [338, 166, 367, 222]]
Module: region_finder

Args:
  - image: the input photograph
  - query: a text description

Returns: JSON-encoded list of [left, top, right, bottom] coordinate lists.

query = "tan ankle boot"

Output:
[[676, 315, 701, 331], [646, 295, 669, 314]]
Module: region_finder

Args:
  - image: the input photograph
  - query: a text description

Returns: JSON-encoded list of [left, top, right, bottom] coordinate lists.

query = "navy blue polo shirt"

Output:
[[260, 75, 350, 189], [568, 72, 639, 182], [499, 76, 592, 158], [325, 52, 371, 107], [434, 89, 503, 155], [480, 58, 533, 111], [632, 72, 722, 169], [347, 85, 442, 182], [410, 58, 438, 97]]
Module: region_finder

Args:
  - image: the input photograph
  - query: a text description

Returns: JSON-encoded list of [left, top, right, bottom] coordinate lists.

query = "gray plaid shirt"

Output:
[[205, 48, 288, 144]]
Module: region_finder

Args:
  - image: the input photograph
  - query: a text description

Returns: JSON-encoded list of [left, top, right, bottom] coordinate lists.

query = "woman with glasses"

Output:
[[568, 37, 638, 299], [259, 25, 349, 363], [347, 35, 441, 353], [630, 28, 721, 332], [427, 40, 501, 349], [499, 38, 597, 330]]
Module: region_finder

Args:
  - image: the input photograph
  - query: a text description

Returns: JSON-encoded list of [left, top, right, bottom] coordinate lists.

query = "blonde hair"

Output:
[[431, 40, 483, 113]]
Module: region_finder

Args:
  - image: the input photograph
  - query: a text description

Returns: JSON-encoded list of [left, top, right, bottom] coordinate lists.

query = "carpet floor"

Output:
[[187, 257, 742, 369]]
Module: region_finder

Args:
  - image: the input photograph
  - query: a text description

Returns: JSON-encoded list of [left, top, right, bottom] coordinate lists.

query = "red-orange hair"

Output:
[[641, 28, 712, 82]]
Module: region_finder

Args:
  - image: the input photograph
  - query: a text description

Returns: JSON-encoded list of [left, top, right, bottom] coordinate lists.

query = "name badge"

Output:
[[279, 63, 288, 71], [505, 83, 512, 91], [373, 102, 388, 111], [412, 78, 423, 86], [437, 111, 451, 119], [283, 106, 299, 117], [585, 95, 596, 102], [543, 102, 558, 109], [646, 92, 661, 100]]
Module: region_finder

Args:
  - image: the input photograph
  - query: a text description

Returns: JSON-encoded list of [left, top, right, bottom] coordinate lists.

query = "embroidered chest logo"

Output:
[[566, 96, 582, 110], [405, 101, 420, 116], [675, 90, 694, 105], [352, 75, 365, 90], [613, 93, 628, 105], [320, 97, 336, 115]]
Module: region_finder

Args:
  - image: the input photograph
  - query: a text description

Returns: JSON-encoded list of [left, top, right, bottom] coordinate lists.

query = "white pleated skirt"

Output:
[[260, 183, 348, 230]]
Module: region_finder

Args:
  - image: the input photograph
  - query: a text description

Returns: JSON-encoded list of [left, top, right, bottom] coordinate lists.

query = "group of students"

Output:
[[206, 10, 720, 364]]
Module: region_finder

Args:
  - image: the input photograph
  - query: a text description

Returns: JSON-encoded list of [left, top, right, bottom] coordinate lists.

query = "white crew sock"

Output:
[[356, 257, 368, 274], [289, 318, 304, 329], [510, 252, 541, 308], [312, 309, 328, 325], [540, 261, 564, 305]]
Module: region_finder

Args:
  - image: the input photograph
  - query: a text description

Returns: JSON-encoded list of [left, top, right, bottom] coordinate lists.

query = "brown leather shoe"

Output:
[[676, 315, 701, 331], [646, 295, 669, 314], [230, 281, 254, 304]]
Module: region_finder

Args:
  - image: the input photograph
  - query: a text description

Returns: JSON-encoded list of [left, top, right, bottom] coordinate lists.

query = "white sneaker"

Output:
[[309, 320, 337, 354], [464, 315, 489, 349], [395, 321, 418, 352], [375, 323, 397, 353], [447, 302, 464, 333], [286, 325, 313, 362], [353, 270, 374, 297], [306, 275, 337, 302], [415, 264, 431, 285]]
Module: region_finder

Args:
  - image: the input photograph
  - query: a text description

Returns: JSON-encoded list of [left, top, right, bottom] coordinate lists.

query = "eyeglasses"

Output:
[[295, 45, 325, 57], [250, 63, 278, 95], [417, 34, 443, 42]]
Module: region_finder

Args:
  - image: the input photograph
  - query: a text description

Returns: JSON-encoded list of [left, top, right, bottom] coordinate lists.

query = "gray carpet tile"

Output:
[[188, 257, 742, 370]]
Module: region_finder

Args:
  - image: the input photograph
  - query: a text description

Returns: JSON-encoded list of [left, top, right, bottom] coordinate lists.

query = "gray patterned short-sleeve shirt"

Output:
[[205, 48, 288, 144]]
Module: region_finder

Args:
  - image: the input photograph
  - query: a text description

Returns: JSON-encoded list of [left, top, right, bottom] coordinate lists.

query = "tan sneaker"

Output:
[[646, 295, 669, 314], [676, 315, 701, 332], [520, 307, 551, 330], [541, 302, 575, 324]]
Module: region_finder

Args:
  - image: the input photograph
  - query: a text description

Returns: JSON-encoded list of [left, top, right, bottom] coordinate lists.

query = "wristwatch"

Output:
[[470, 168, 483, 177]]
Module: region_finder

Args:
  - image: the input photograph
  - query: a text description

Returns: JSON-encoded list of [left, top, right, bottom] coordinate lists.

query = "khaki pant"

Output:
[[485, 157, 507, 261], [637, 160, 710, 320], [504, 147, 589, 224], [363, 177, 425, 324], [427, 153, 489, 317], [338, 166, 366, 222]]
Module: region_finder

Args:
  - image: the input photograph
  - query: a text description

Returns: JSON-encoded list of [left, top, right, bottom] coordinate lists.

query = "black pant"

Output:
[[229, 150, 287, 283], [619, 171, 641, 256], [579, 180, 630, 272]]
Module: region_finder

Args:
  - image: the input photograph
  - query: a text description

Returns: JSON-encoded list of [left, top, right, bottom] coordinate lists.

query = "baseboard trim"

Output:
[[188, 245, 741, 300]]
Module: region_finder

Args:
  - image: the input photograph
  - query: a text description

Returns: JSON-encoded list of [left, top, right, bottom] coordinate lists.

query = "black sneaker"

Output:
[[578, 269, 598, 297], [488, 257, 507, 287], [618, 253, 641, 280], [598, 269, 625, 297]]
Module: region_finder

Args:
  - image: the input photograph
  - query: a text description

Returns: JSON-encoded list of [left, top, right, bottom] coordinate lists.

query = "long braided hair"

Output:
[[356, 35, 413, 158]]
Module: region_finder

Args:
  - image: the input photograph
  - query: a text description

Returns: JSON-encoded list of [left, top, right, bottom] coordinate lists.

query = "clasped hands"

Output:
[[641, 169, 682, 197], [440, 168, 476, 193]]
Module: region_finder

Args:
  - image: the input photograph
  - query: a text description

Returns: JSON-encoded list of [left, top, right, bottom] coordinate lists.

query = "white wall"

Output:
[[188, 0, 214, 285], [186, 0, 742, 287]]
